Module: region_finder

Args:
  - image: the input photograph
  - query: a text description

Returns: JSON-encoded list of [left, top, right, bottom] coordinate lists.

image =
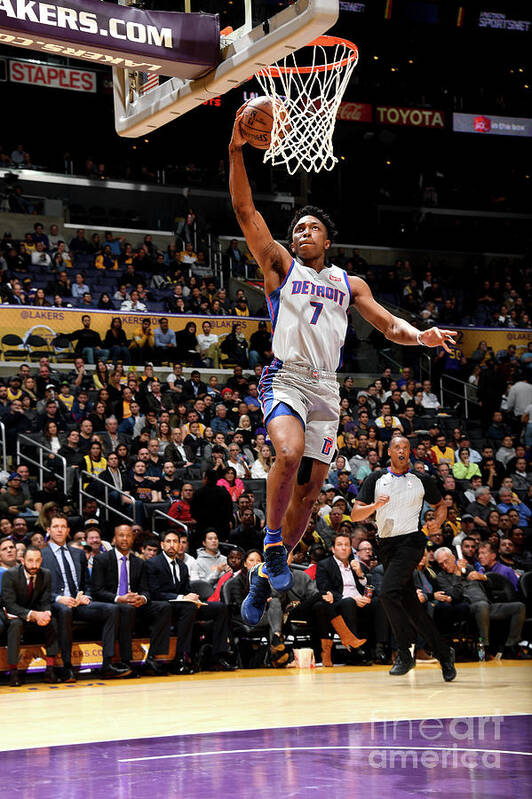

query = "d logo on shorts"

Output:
[[321, 436, 333, 456]]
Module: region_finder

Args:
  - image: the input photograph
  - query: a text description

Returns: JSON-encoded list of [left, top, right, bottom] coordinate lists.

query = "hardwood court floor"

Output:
[[1, 660, 531, 751]]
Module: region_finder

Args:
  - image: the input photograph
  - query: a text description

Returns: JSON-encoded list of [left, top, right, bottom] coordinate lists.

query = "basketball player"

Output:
[[229, 105, 457, 626], [352, 436, 457, 681]]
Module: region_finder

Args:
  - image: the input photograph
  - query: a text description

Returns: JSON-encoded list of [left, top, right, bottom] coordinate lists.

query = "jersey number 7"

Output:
[[309, 301, 323, 325]]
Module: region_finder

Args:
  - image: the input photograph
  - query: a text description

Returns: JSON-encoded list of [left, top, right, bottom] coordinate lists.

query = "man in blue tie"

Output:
[[41, 513, 130, 682]]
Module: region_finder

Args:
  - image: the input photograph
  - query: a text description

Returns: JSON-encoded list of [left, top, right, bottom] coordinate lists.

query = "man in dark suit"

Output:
[[40, 512, 130, 682], [146, 530, 236, 673], [163, 428, 195, 471], [182, 370, 208, 401], [1, 546, 59, 686], [142, 380, 175, 415], [100, 416, 131, 457], [91, 524, 172, 675], [315, 533, 371, 667]]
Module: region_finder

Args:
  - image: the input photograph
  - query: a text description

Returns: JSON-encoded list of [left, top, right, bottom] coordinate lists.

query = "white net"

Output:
[[255, 37, 358, 175]]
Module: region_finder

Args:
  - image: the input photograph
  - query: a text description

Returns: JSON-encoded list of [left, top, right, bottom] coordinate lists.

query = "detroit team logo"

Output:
[[321, 436, 334, 456]]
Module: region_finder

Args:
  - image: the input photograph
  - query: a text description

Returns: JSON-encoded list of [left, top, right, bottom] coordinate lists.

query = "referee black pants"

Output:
[[378, 530, 449, 658]]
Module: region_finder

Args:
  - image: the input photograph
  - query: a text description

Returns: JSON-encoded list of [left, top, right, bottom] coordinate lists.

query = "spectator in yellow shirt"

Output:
[[57, 382, 75, 413], [83, 440, 107, 489], [178, 242, 198, 265], [95, 245, 119, 270], [129, 318, 154, 364], [431, 434, 455, 465]]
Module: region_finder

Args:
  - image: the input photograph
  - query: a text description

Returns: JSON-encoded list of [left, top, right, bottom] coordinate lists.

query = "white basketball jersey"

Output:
[[266, 259, 351, 372]]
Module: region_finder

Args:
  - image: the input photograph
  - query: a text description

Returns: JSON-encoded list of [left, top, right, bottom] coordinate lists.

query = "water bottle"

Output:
[[477, 638, 486, 662]]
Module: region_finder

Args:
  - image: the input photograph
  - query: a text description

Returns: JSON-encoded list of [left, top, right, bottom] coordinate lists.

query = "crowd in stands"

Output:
[[0, 224, 278, 367], [0, 219, 530, 683], [0, 336, 530, 682], [336, 250, 531, 332]]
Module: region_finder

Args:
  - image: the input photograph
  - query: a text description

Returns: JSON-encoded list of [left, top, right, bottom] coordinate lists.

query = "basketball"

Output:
[[239, 96, 289, 150]]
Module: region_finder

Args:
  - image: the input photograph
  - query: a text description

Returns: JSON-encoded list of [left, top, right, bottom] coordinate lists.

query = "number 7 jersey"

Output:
[[266, 258, 352, 372]]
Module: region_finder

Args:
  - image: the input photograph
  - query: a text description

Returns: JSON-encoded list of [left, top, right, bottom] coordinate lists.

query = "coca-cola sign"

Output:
[[336, 102, 372, 122]]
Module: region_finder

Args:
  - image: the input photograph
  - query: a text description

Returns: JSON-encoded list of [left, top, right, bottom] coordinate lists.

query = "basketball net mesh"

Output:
[[255, 40, 358, 175]]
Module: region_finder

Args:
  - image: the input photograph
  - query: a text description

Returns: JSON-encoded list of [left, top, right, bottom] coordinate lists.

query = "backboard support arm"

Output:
[[113, 0, 339, 138]]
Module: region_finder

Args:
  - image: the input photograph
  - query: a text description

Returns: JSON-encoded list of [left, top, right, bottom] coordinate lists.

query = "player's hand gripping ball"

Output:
[[239, 96, 290, 150]]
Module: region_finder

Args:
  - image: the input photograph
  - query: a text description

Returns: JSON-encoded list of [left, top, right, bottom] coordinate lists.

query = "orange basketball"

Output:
[[239, 96, 289, 150]]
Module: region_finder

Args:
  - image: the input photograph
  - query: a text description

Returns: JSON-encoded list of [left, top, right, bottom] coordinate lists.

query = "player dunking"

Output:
[[229, 104, 457, 627]]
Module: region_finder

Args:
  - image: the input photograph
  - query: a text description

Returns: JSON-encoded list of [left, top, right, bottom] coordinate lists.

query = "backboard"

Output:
[[113, 0, 339, 138]]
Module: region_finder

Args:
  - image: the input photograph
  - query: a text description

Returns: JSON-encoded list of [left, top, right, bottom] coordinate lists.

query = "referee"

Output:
[[352, 436, 456, 682]]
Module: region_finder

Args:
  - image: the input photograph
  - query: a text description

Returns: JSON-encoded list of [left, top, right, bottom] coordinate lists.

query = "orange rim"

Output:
[[257, 35, 358, 77]]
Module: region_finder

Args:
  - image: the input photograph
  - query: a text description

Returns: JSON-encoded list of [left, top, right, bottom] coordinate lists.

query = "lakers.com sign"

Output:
[[0, 0, 219, 79]]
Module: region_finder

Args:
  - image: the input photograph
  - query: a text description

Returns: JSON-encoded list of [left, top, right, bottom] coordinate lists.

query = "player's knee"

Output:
[[275, 443, 304, 472]]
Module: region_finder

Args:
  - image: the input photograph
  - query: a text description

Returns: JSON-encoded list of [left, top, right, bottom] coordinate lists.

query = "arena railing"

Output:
[[419, 350, 432, 383], [0, 421, 6, 473], [439, 373, 479, 418], [152, 508, 188, 535], [16, 434, 67, 492], [79, 471, 138, 525]]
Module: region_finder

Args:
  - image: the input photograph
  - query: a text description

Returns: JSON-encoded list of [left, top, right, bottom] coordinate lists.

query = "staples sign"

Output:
[[336, 102, 373, 122], [10, 60, 96, 93]]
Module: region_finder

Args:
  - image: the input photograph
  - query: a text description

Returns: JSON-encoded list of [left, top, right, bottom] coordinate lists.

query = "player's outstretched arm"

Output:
[[229, 105, 292, 293], [348, 276, 457, 352]]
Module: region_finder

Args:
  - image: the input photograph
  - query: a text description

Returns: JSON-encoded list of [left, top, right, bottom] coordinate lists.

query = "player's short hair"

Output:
[[287, 205, 338, 244]]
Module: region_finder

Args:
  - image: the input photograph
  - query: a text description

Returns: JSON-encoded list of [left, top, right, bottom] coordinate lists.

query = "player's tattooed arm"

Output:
[[348, 276, 457, 352]]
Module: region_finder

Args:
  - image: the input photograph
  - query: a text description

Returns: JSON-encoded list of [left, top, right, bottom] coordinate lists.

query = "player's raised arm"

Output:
[[347, 275, 457, 352], [229, 105, 292, 293]]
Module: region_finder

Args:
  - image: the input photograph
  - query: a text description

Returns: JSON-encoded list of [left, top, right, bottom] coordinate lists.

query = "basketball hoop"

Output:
[[255, 35, 359, 175]]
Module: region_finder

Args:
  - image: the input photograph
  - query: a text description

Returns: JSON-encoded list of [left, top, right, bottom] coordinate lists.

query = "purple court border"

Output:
[[3, 715, 531, 798]]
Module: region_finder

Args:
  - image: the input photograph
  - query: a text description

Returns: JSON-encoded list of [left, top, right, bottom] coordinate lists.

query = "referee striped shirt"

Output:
[[357, 468, 442, 538]]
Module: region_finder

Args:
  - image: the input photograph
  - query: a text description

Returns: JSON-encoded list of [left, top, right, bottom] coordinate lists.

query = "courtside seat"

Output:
[[220, 576, 268, 668]]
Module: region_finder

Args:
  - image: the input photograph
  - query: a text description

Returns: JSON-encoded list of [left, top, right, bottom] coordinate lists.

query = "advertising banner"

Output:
[[10, 59, 97, 92], [0, 637, 177, 671], [0, 307, 269, 351], [478, 11, 530, 32], [336, 101, 373, 122], [0, 0, 219, 79], [375, 106, 445, 128], [453, 113, 532, 137], [454, 327, 532, 359]]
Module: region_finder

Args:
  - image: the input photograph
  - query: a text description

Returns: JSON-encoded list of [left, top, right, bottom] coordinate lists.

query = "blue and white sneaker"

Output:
[[241, 563, 271, 626], [264, 543, 294, 593]]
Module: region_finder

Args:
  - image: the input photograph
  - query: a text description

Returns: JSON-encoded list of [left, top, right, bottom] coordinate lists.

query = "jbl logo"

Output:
[[321, 437, 333, 456]]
